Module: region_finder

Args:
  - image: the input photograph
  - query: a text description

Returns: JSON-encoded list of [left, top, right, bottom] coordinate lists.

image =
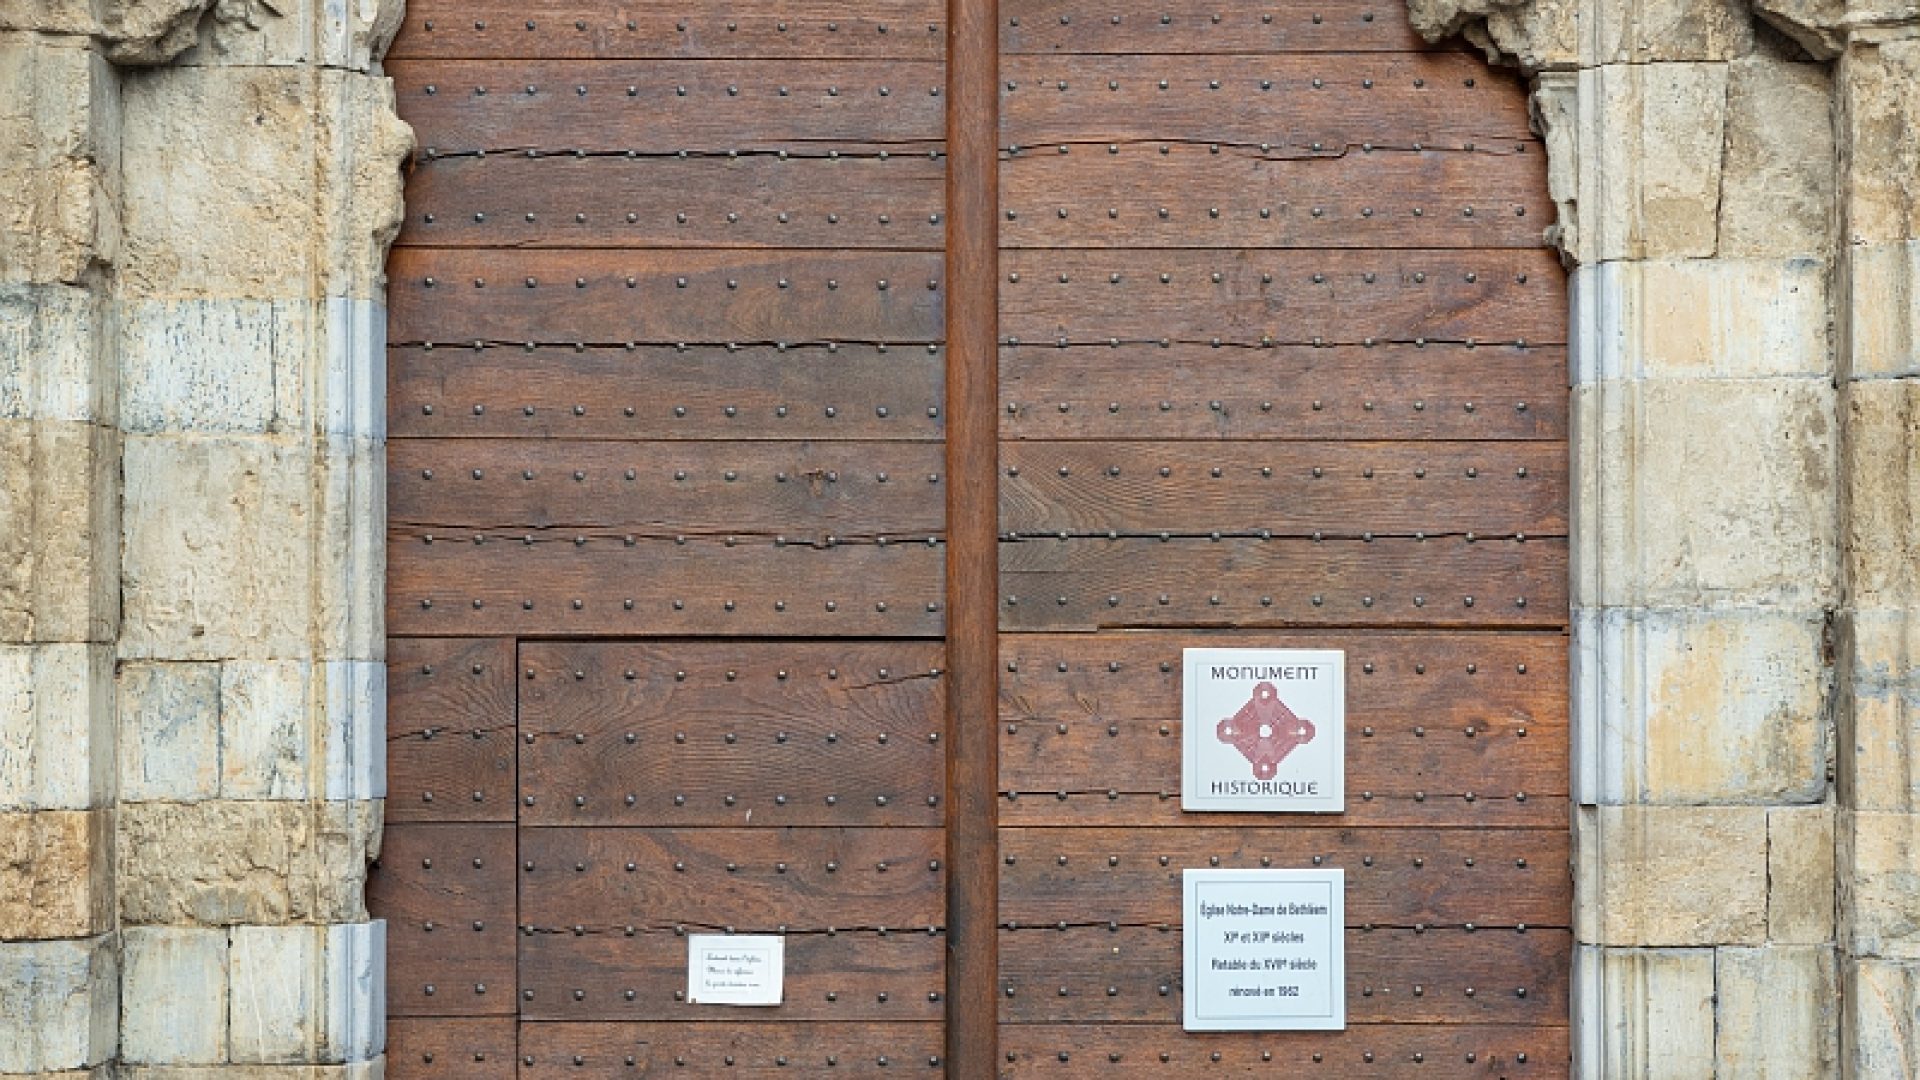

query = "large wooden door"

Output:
[[372, 1, 1570, 1076]]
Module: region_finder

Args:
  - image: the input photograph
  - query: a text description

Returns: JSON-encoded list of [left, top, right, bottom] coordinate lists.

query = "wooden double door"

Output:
[[369, 1, 1572, 1075]]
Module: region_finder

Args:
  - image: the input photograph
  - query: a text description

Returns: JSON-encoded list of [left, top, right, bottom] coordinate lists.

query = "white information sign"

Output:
[[686, 934, 785, 1006], [1183, 869, 1346, 1031], [1182, 648, 1345, 812]]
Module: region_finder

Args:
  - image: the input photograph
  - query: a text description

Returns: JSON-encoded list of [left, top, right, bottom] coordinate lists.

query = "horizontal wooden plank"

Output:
[[1000, 441, 1566, 536], [519, 1022, 945, 1076], [520, 642, 945, 827], [396, 153, 944, 249], [389, 343, 946, 441], [1000, 630, 1565, 826], [391, 440, 946, 535], [1002, 54, 1533, 148], [999, 535, 1567, 630], [1000, 1023, 1568, 1077], [388, 533, 944, 637], [1000, 343, 1566, 441], [1001, 144, 1550, 249], [999, 827, 1570, 927], [390, 1, 945, 60], [1003, 0, 1433, 53], [521, 828, 946, 930], [388, 249, 944, 346], [998, 249, 1565, 347], [366, 824, 517, 1017], [521, 930, 943, 1020], [1000, 925, 1569, 1024], [392, 61, 944, 152], [386, 1017, 516, 1080], [386, 638, 516, 823]]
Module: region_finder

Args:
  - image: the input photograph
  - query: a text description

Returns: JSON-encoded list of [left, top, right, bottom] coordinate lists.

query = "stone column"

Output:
[[0, 21, 124, 1079], [1410, 0, 1849, 1073], [1829, 23, 1920, 1079], [109, 1, 407, 1075]]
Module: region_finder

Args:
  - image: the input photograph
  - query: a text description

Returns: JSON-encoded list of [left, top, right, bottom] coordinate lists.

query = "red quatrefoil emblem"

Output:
[[1217, 681, 1316, 780]]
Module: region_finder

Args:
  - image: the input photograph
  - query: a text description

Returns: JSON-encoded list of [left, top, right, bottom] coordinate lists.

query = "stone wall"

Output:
[[0, 0, 1914, 1075], [1404, 0, 1920, 1073], [0, 0, 407, 1075]]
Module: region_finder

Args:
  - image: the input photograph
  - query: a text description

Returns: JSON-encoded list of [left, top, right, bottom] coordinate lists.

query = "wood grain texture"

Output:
[[999, 827, 1570, 928], [1001, 144, 1549, 249], [386, 1017, 517, 1080], [388, 532, 945, 637], [397, 153, 944, 250], [389, 344, 945, 442], [1000, 343, 1566, 441], [518, 642, 946, 827], [392, 60, 944, 152], [386, 639, 517, 823], [367, 824, 518, 1017], [390, 1, 946, 60], [999, 441, 1566, 536], [520, 828, 946, 931], [1001, 54, 1532, 148], [1001, 0, 1433, 53], [999, 535, 1566, 630], [521, 930, 943, 1021], [999, 925, 1570, 1024], [388, 249, 944, 346], [518, 1022, 946, 1076], [390, 440, 947, 535], [999, 1023, 1568, 1077], [998, 249, 1565, 346]]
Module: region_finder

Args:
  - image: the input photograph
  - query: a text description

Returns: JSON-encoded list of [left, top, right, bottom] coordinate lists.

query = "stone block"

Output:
[[1718, 56, 1835, 259], [312, 438, 384, 664], [0, 36, 117, 285], [120, 435, 314, 661], [0, 283, 109, 422], [1716, 945, 1839, 1078], [118, 799, 377, 927], [118, 660, 221, 802], [220, 660, 309, 800], [230, 922, 384, 1064], [0, 643, 113, 811], [0, 420, 120, 645], [1839, 39, 1920, 246], [1577, 946, 1716, 1079], [0, 936, 116, 1073], [1847, 241, 1920, 378], [318, 297, 385, 441], [1580, 805, 1769, 946], [1572, 378, 1837, 609], [1769, 805, 1837, 944], [1580, 62, 1727, 263], [0, 809, 111, 940], [1844, 380, 1919, 607], [120, 927, 228, 1065], [1588, 0, 1755, 64], [322, 661, 384, 802], [119, 298, 311, 434], [1571, 258, 1831, 383], [1406, 0, 1578, 72], [1841, 608, 1920, 813], [119, 66, 319, 300], [1847, 958, 1920, 1078], [116, 1064, 385, 1080], [316, 71, 411, 302], [1573, 608, 1828, 804], [1841, 810, 1920, 959]]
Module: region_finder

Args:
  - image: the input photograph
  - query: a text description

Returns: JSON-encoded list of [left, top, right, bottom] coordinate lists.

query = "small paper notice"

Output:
[[686, 934, 784, 1006]]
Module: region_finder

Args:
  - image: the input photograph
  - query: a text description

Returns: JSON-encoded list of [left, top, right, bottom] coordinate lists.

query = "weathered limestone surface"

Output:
[[1580, 806, 1771, 946], [0, 936, 117, 1073], [1772, 804, 1840, 943], [117, 800, 380, 927], [0, 809, 113, 940], [119, 927, 229, 1065], [1716, 945, 1842, 1077]]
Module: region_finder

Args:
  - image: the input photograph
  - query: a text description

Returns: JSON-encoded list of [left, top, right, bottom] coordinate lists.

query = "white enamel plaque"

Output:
[[686, 934, 784, 1006], [1182, 648, 1345, 812], [1184, 868, 1346, 1031]]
